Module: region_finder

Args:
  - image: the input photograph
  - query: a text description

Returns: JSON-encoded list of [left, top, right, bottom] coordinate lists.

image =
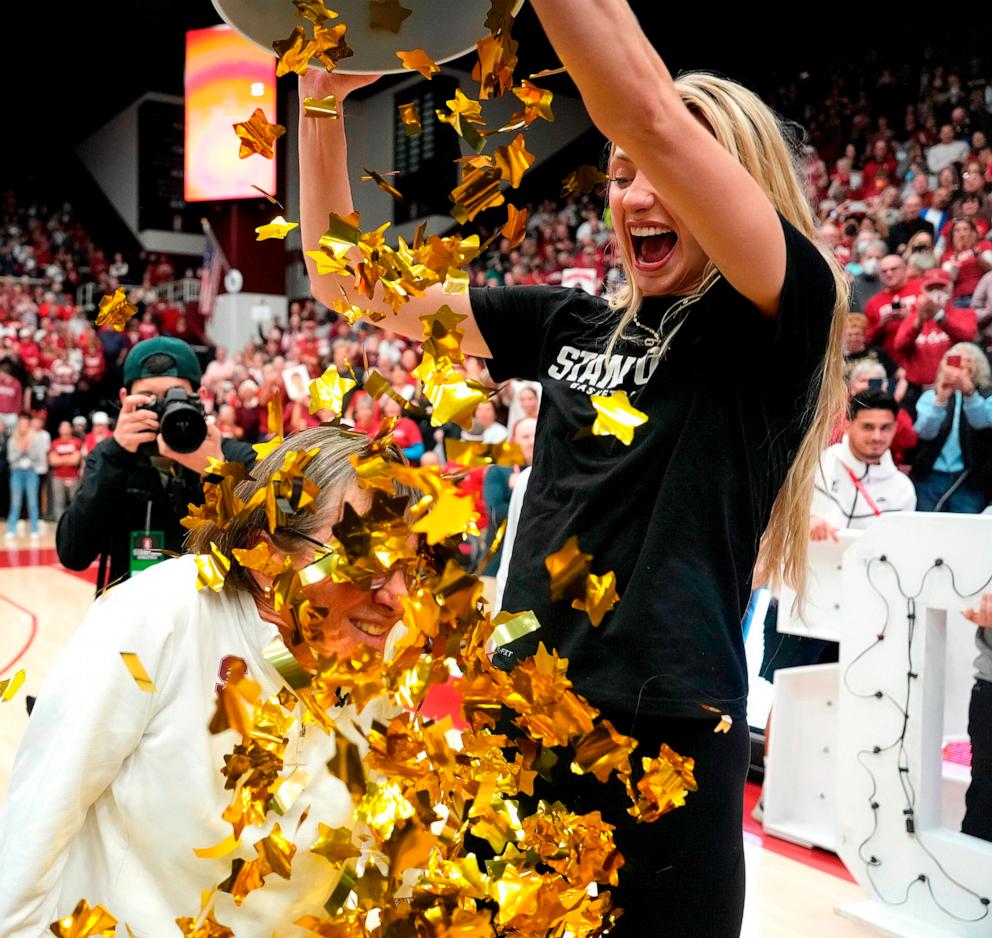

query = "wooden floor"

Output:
[[0, 524, 878, 937]]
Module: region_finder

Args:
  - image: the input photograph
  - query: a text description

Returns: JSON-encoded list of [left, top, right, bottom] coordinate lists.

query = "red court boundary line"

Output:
[[0, 593, 39, 675]]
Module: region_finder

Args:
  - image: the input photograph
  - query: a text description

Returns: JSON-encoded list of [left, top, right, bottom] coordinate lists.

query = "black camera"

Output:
[[139, 387, 207, 455]]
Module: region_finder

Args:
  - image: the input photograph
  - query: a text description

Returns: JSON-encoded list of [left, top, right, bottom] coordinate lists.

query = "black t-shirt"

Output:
[[469, 212, 836, 720]]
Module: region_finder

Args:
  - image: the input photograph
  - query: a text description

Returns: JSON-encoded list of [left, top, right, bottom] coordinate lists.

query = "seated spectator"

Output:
[[887, 195, 934, 255], [941, 218, 992, 307], [912, 343, 992, 513], [843, 313, 898, 378], [49, 420, 82, 522], [463, 401, 507, 444], [812, 389, 918, 538], [927, 123, 971, 175], [894, 268, 977, 405]]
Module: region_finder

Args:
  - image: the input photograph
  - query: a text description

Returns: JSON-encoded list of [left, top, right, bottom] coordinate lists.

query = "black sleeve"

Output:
[[468, 285, 577, 383], [55, 438, 134, 571], [220, 437, 258, 469]]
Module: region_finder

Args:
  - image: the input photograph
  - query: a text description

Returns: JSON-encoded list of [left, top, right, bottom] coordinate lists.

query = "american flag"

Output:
[[199, 223, 227, 320]]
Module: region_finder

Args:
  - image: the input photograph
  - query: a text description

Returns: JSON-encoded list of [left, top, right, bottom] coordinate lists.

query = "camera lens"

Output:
[[159, 391, 207, 453]]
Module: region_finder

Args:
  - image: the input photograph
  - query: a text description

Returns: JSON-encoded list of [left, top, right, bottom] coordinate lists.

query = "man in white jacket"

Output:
[[811, 388, 917, 540]]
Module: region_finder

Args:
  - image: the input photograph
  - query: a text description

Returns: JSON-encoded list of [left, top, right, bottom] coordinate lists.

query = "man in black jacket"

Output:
[[56, 337, 256, 592]]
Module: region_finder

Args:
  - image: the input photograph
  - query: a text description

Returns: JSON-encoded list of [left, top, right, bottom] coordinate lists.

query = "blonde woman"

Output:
[[299, 3, 847, 934]]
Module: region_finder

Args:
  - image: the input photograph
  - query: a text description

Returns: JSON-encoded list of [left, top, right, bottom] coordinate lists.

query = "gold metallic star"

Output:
[[255, 216, 299, 241], [396, 48, 439, 79], [95, 287, 137, 332], [369, 0, 412, 32], [589, 390, 648, 445], [544, 535, 592, 603], [571, 570, 621, 627], [309, 367, 356, 416], [233, 108, 286, 159]]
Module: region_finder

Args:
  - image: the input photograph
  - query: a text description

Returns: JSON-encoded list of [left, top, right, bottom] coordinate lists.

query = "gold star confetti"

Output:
[[49, 899, 117, 937], [313, 22, 354, 71], [302, 94, 339, 118], [119, 652, 156, 693], [272, 25, 318, 77], [544, 535, 592, 603], [233, 108, 286, 159], [502, 204, 528, 248], [496, 79, 555, 132], [411, 489, 480, 545], [95, 287, 137, 332], [395, 48, 439, 79], [571, 720, 636, 783], [437, 89, 487, 153], [450, 163, 505, 223], [255, 216, 299, 241], [589, 390, 648, 445], [397, 101, 422, 135], [195, 542, 231, 592], [250, 184, 284, 208], [369, 0, 412, 32], [493, 133, 535, 188], [626, 744, 698, 823], [309, 367, 356, 417], [474, 32, 518, 100], [530, 65, 567, 79], [571, 570, 621, 627], [293, 0, 338, 23], [562, 164, 610, 197], [0, 668, 26, 703]]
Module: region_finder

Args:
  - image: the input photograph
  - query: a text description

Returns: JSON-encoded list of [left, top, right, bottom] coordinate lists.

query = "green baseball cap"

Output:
[[123, 336, 202, 389]]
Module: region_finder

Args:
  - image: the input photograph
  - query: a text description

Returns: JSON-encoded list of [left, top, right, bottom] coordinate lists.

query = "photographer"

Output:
[[56, 337, 255, 592]]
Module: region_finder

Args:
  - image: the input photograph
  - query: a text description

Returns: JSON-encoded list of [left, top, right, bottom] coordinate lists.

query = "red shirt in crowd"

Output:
[[17, 340, 40, 370], [864, 281, 921, 363], [893, 307, 978, 385], [81, 346, 106, 382], [391, 416, 423, 452], [0, 373, 21, 415], [938, 216, 990, 244], [50, 435, 82, 480], [941, 240, 992, 298]]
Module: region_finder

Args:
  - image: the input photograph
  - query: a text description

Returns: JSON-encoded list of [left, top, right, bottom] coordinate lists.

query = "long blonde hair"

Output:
[[606, 71, 849, 602]]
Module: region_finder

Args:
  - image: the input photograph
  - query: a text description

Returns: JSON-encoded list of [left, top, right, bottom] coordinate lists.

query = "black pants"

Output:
[[963, 678, 992, 842], [528, 704, 750, 937]]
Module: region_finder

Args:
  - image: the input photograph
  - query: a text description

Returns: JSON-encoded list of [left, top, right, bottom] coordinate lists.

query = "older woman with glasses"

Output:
[[0, 427, 409, 935]]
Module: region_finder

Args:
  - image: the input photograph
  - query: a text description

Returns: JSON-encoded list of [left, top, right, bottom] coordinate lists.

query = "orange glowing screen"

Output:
[[185, 25, 276, 201]]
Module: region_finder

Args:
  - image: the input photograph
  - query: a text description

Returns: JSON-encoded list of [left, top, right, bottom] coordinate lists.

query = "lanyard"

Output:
[[841, 461, 882, 517]]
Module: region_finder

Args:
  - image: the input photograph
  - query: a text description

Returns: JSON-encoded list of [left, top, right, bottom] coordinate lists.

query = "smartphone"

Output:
[[947, 354, 962, 368], [868, 378, 885, 390]]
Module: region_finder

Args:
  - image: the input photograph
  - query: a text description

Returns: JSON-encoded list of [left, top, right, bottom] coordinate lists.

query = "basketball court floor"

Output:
[[0, 525, 877, 937]]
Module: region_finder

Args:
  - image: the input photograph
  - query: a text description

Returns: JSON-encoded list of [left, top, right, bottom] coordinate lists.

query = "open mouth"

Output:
[[629, 225, 678, 270]]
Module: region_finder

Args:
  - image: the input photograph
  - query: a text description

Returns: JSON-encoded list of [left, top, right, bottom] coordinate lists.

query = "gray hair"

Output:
[[856, 238, 889, 260], [186, 426, 382, 596], [908, 251, 937, 275], [847, 359, 886, 386], [946, 342, 992, 389]]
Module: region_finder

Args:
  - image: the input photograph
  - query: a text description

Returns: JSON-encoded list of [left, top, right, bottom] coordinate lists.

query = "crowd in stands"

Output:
[[3, 56, 992, 548]]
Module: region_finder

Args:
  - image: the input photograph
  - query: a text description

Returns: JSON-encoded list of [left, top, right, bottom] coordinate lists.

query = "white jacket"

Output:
[[0, 554, 391, 937], [811, 436, 917, 530]]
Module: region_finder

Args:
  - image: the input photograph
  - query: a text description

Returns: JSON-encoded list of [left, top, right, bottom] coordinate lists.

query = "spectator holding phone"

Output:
[[911, 343, 992, 512], [894, 268, 977, 406], [864, 254, 920, 361]]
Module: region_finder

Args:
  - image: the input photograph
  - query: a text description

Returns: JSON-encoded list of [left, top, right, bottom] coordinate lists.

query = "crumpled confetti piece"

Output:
[[219, 825, 297, 906], [119, 652, 156, 693], [626, 744, 698, 823], [95, 287, 137, 332], [312, 22, 354, 71], [309, 367, 356, 417], [450, 163, 505, 223], [293, 0, 338, 23], [544, 535, 592, 604], [562, 164, 610, 196], [437, 89, 487, 154], [502, 203, 528, 248], [362, 167, 405, 203], [195, 543, 231, 592], [255, 216, 299, 241], [493, 133, 534, 189], [0, 668, 26, 703], [369, 0, 411, 32], [303, 94, 339, 118], [397, 101, 422, 135], [395, 48, 439, 79], [590, 390, 648, 445], [49, 899, 117, 937], [233, 108, 286, 159], [571, 570, 621, 627]]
